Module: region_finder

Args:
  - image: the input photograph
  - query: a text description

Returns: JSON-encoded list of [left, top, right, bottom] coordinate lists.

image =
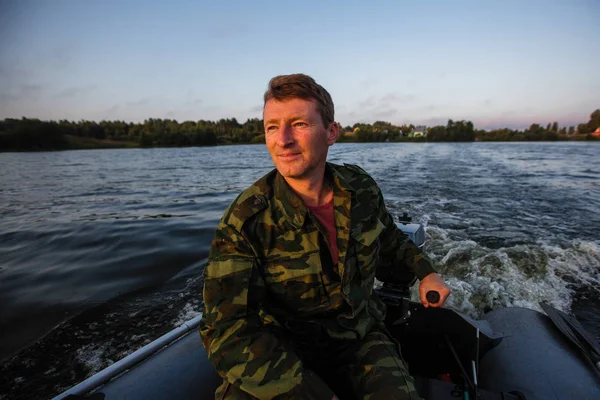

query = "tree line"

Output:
[[1, 110, 598, 151], [340, 110, 600, 143]]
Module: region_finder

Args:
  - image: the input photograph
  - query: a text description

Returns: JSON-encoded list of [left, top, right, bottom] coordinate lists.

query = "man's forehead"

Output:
[[263, 97, 318, 118]]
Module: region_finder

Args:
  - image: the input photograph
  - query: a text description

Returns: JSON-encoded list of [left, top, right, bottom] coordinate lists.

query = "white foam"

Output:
[[539, 239, 600, 288], [75, 342, 115, 375], [416, 233, 599, 319], [174, 302, 201, 326], [440, 240, 480, 265]]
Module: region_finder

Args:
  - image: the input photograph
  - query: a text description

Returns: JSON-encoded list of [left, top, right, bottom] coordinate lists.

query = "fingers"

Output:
[[418, 273, 451, 308], [430, 286, 451, 308], [429, 289, 449, 308], [419, 287, 430, 308], [439, 288, 451, 306]]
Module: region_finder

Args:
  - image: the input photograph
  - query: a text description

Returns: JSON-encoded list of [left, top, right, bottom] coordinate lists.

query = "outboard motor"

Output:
[[375, 219, 426, 298], [396, 217, 426, 249]]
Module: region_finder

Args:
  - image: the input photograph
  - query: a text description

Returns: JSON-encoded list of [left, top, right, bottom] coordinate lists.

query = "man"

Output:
[[199, 74, 451, 399]]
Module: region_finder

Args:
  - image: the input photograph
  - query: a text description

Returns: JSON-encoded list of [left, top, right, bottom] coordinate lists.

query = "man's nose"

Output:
[[277, 124, 294, 147]]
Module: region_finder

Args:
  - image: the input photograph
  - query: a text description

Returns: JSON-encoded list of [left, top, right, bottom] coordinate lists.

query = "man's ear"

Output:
[[327, 122, 339, 145]]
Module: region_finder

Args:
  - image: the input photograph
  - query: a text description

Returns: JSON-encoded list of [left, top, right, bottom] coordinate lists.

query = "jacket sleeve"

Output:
[[375, 186, 437, 281], [199, 221, 334, 399]]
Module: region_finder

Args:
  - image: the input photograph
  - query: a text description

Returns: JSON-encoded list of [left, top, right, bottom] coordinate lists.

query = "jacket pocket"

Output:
[[350, 217, 386, 284], [262, 250, 327, 312], [204, 258, 253, 321]]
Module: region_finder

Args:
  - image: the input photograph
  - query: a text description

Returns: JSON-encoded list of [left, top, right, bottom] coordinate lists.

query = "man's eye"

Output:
[[266, 126, 277, 132], [293, 122, 307, 128]]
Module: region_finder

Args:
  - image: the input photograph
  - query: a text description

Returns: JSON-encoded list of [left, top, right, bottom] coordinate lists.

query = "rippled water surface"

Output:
[[1, 143, 599, 399]]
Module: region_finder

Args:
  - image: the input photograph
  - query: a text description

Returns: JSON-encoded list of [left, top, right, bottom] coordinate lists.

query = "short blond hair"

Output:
[[264, 74, 334, 127]]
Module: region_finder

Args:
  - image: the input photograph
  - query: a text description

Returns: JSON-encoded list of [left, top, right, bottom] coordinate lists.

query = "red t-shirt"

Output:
[[307, 199, 339, 266]]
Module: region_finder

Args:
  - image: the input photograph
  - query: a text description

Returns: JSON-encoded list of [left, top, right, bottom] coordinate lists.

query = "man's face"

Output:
[[263, 98, 337, 180]]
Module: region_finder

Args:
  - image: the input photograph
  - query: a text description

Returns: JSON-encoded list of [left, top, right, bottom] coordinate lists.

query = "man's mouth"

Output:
[[278, 153, 301, 159]]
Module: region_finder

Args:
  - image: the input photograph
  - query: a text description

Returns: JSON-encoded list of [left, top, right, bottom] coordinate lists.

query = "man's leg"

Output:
[[338, 329, 422, 400], [214, 379, 257, 400]]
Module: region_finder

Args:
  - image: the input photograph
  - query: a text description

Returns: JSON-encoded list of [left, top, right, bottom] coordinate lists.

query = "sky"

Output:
[[0, 0, 598, 130]]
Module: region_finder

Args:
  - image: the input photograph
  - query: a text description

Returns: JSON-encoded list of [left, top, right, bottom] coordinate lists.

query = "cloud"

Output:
[[473, 117, 530, 130], [472, 110, 586, 130], [48, 46, 73, 70], [360, 80, 376, 89], [106, 105, 120, 114], [380, 93, 416, 103], [358, 95, 377, 109], [416, 116, 451, 126], [249, 104, 263, 113], [126, 96, 155, 107], [421, 104, 439, 112], [342, 97, 442, 125], [183, 98, 203, 107], [0, 93, 17, 104], [373, 108, 398, 118], [0, 83, 44, 104], [204, 20, 251, 40], [358, 93, 416, 110], [0, 65, 33, 81], [20, 83, 42, 96], [54, 85, 97, 99]]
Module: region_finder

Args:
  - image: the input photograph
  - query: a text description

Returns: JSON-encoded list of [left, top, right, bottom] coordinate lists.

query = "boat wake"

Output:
[[412, 223, 600, 337]]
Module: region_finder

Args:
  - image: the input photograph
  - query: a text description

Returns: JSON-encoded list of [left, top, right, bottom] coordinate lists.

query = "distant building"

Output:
[[592, 127, 600, 137], [411, 125, 427, 137]]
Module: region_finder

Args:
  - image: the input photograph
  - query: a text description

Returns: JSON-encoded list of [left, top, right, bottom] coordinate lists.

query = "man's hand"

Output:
[[419, 273, 451, 308]]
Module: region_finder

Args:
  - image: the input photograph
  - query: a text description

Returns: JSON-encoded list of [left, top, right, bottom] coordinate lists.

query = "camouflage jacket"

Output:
[[199, 162, 436, 399]]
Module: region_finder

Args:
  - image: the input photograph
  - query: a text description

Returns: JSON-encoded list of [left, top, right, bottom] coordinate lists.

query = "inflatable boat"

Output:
[[55, 223, 600, 400]]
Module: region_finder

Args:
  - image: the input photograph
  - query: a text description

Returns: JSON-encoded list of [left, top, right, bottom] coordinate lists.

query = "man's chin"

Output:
[[278, 170, 304, 179], [276, 166, 307, 179]]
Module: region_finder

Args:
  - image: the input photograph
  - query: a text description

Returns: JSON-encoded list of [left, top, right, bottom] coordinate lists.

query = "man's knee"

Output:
[[214, 380, 257, 400], [352, 330, 422, 400]]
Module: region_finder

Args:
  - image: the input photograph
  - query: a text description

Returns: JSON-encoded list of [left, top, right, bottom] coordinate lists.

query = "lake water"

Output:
[[1, 142, 599, 399]]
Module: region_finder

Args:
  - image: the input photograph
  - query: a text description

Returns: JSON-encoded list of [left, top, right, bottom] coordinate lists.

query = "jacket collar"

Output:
[[273, 162, 355, 229], [274, 172, 307, 229], [328, 162, 355, 194]]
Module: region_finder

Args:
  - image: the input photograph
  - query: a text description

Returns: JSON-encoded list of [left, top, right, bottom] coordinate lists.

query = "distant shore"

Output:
[[2, 136, 599, 153], [1, 112, 599, 152]]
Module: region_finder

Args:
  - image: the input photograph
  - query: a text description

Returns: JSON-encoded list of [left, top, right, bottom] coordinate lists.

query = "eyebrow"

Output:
[[264, 115, 310, 125]]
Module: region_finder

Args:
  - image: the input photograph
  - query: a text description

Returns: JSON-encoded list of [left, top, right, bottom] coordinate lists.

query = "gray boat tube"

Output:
[[53, 315, 203, 400], [54, 221, 426, 399]]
